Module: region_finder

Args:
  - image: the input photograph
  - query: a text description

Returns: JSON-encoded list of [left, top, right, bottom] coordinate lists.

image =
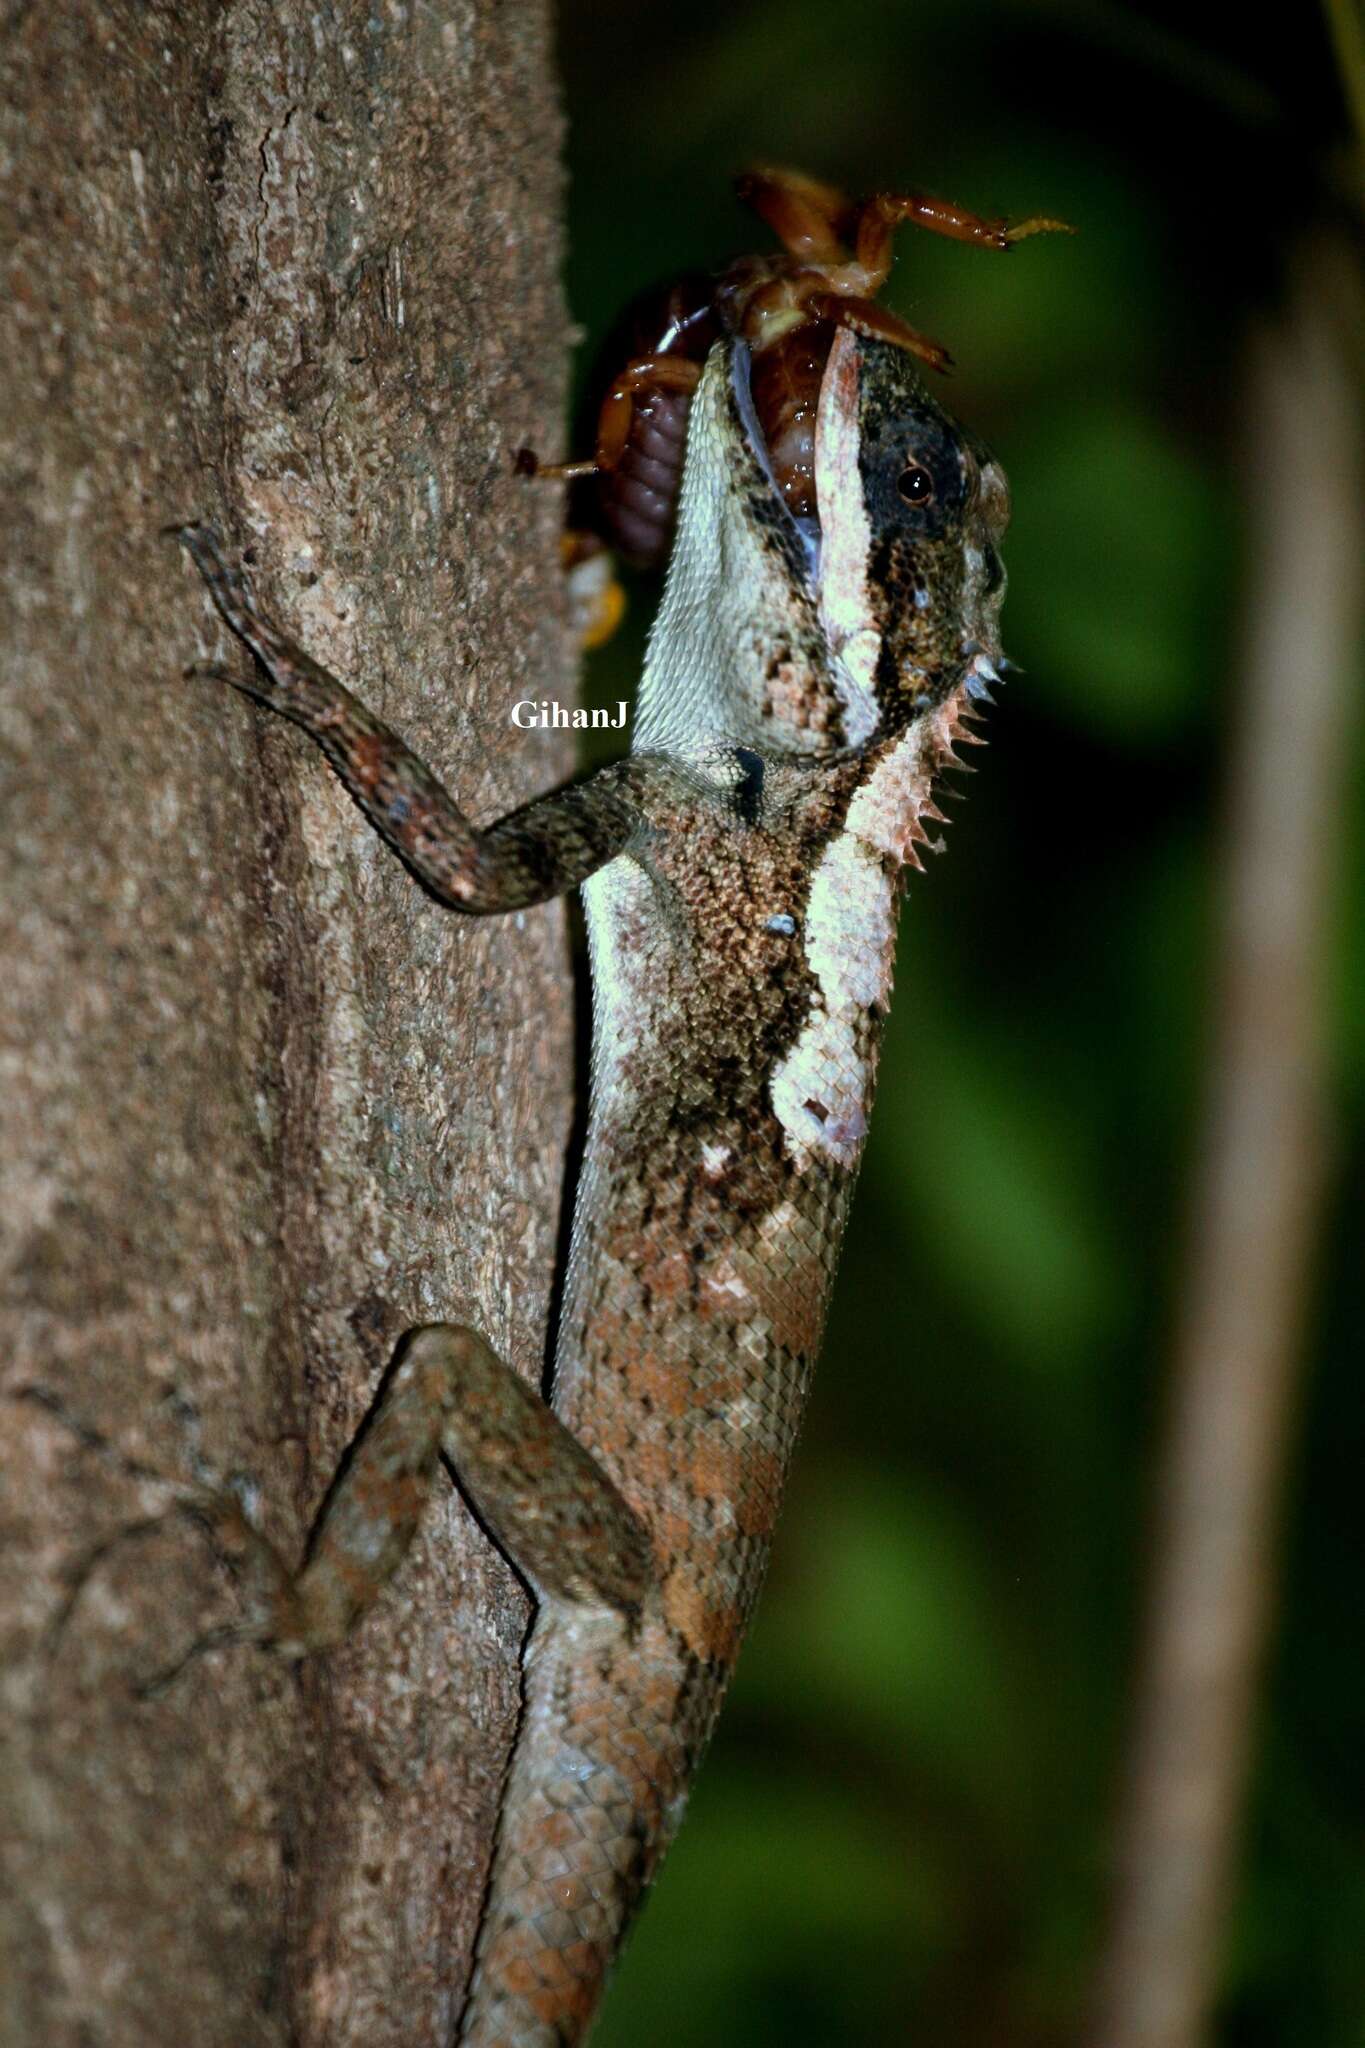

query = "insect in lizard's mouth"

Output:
[[729, 338, 825, 585]]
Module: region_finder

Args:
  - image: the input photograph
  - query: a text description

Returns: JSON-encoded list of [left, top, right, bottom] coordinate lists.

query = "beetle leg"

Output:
[[592, 354, 703, 472], [802, 287, 954, 375], [851, 188, 1074, 285], [518, 356, 703, 485], [733, 164, 856, 265]]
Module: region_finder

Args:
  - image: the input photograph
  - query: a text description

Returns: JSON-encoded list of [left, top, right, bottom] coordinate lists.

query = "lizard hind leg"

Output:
[[331, 1330, 669, 2048], [413, 1325, 656, 1619], [240, 1325, 656, 1660]]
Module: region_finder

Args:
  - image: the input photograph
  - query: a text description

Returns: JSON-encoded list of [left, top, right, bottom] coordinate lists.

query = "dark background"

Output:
[[555, 4, 1362, 2043]]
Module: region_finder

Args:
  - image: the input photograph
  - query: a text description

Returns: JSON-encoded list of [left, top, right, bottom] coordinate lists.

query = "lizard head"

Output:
[[633, 328, 1011, 758], [813, 326, 1011, 729]]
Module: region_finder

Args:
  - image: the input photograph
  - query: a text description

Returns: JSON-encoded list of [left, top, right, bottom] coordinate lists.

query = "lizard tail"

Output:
[[459, 1611, 698, 2048]]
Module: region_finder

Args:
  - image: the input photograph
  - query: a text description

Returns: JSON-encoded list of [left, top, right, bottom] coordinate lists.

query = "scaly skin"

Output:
[[175, 323, 1013, 2046], [463, 702, 976, 2045]]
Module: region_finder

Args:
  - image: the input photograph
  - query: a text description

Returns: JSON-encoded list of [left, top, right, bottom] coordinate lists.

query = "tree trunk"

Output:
[[0, 7, 570, 2044]]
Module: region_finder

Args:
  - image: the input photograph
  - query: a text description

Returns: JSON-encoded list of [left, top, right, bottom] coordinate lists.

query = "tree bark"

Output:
[[0, 7, 570, 2044]]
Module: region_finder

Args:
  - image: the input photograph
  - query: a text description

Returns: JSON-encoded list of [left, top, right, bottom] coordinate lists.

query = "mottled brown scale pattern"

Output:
[[461, 727, 939, 2043], [175, 313, 1022, 2048], [759, 637, 846, 739]]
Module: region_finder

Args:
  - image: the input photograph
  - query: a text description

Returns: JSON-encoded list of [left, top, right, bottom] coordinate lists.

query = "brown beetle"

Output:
[[522, 166, 1070, 581]]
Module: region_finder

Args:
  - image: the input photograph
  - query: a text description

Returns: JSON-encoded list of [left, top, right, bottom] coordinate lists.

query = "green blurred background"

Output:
[[555, 4, 1363, 2042]]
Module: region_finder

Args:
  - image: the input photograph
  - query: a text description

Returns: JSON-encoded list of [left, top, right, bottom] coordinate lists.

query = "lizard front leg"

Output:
[[176, 524, 644, 912]]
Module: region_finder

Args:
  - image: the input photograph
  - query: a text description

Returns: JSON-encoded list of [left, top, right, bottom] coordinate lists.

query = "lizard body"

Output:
[[177, 320, 1011, 2046]]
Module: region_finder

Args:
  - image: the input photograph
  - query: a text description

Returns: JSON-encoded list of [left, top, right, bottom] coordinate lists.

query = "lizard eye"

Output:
[[897, 463, 935, 507]]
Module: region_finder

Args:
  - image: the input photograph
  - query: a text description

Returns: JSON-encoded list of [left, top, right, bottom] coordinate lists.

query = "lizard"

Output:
[[172, 196, 1029, 2046]]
